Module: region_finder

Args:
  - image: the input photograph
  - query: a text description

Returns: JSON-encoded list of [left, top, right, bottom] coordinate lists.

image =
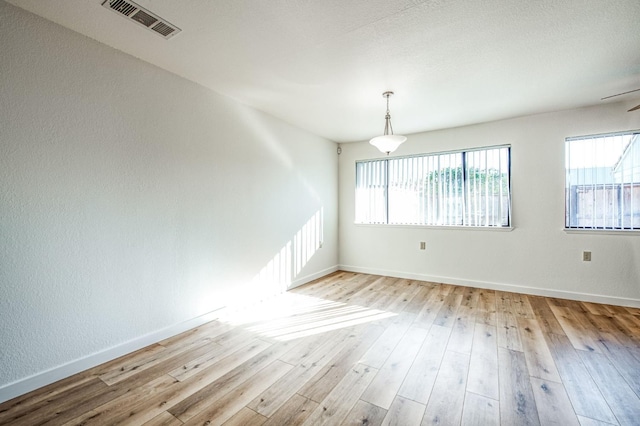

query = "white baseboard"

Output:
[[0, 309, 223, 405], [0, 265, 340, 405], [339, 264, 640, 308], [289, 265, 340, 290]]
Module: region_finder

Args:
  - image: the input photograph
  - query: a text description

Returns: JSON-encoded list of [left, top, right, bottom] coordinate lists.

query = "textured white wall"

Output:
[[0, 2, 338, 393], [339, 102, 640, 304]]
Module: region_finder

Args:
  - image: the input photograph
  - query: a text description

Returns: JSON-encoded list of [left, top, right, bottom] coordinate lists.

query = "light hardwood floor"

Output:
[[2, 272, 640, 425]]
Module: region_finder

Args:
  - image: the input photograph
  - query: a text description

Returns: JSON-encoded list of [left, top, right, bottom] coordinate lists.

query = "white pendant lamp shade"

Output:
[[369, 91, 406, 155], [369, 134, 407, 154]]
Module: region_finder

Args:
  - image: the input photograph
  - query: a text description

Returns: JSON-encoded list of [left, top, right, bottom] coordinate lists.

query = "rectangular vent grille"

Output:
[[101, 0, 181, 39], [131, 9, 157, 27], [109, 0, 135, 16], [152, 22, 175, 37]]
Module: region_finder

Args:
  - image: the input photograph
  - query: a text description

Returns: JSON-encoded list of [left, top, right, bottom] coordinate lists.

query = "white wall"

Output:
[[0, 1, 338, 401], [339, 102, 640, 306]]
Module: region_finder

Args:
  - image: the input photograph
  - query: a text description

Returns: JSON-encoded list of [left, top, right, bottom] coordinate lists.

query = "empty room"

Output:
[[1, 0, 640, 425]]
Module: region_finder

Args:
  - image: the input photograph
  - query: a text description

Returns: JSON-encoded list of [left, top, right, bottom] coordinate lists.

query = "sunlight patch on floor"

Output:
[[216, 291, 395, 341]]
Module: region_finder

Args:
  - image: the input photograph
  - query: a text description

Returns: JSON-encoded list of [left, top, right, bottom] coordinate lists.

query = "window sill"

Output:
[[355, 223, 514, 232], [563, 228, 640, 236]]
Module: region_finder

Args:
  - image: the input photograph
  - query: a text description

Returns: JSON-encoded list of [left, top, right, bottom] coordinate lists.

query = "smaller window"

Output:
[[565, 130, 640, 230]]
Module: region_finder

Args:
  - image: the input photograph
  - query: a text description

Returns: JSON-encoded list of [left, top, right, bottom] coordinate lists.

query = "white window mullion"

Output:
[[483, 150, 489, 226]]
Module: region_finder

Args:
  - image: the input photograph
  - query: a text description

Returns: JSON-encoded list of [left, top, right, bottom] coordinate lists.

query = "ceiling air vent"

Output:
[[101, 0, 181, 40]]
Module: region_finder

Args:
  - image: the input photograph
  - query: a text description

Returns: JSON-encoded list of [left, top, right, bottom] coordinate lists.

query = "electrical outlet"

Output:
[[420, 241, 426, 250], [583, 251, 591, 262]]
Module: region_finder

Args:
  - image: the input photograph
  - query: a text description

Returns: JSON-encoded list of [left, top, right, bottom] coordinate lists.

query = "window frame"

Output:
[[355, 144, 512, 229], [564, 130, 640, 232]]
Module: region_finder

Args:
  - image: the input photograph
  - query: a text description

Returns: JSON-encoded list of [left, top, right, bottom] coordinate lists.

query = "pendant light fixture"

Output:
[[369, 91, 407, 155]]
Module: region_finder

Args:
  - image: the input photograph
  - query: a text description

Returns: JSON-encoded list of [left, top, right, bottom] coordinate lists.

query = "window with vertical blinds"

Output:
[[565, 131, 640, 230], [355, 146, 511, 227]]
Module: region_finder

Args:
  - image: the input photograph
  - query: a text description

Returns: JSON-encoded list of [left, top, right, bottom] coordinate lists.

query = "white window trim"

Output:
[[356, 223, 515, 232], [563, 228, 640, 236]]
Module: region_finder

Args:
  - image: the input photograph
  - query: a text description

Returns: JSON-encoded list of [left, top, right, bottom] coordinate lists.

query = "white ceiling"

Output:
[[7, 0, 640, 142]]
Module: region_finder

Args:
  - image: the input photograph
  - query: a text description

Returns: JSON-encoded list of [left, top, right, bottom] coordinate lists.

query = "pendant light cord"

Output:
[[384, 92, 393, 136]]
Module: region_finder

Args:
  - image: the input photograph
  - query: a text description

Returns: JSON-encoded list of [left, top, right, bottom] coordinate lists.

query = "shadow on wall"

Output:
[[190, 101, 335, 315], [224, 102, 331, 299], [195, 209, 326, 316], [249, 208, 324, 297]]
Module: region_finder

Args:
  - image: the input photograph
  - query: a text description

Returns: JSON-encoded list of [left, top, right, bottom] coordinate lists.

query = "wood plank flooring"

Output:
[[2, 271, 640, 425]]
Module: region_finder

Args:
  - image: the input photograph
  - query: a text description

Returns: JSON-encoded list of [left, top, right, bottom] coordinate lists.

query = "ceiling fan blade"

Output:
[[628, 104, 640, 112], [601, 88, 640, 100]]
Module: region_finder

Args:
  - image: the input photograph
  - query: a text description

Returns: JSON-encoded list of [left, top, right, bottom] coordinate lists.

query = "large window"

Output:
[[356, 146, 511, 227], [565, 131, 640, 230]]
